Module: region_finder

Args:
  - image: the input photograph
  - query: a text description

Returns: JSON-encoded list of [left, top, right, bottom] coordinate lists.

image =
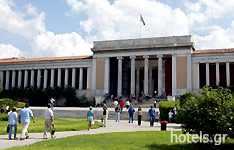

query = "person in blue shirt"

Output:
[[87, 106, 95, 131], [19, 104, 35, 140], [148, 106, 156, 127], [8, 107, 18, 140], [128, 105, 135, 123]]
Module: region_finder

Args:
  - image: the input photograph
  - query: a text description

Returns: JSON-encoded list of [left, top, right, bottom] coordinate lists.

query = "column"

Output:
[[117, 56, 123, 97], [57, 68, 61, 87], [187, 54, 192, 91], [43, 69, 48, 89], [79, 68, 83, 90], [30, 69, 34, 87], [72, 68, 76, 88], [130, 56, 136, 97], [92, 58, 97, 96], [50, 68, 55, 88], [37, 69, 41, 88], [18, 70, 22, 88], [143, 55, 149, 95], [12, 70, 16, 88], [104, 57, 110, 94], [5, 70, 10, 90], [149, 68, 153, 96], [158, 55, 163, 96], [172, 54, 177, 96], [206, 63, 210, 86], [216, 62, 220, 86], [226, 62, 230, 86], [24, 70, 28, 88], [65, 68, 68, 87], [0, 71, 3, 89], [87, 67, 90, 89], [136, 68, 140, 97]]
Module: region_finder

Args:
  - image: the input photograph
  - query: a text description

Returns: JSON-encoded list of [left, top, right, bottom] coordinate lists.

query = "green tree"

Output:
[[177, 87, 234, 143]]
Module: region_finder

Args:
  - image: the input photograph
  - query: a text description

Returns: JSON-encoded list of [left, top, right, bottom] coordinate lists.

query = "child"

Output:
[[168, 110, 173, 123], [155, 112, 159, 122]]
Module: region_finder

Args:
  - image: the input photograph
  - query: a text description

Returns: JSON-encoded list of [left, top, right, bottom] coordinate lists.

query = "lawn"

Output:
[[5, 131, 234, 150], [0, 117, 103, 135]]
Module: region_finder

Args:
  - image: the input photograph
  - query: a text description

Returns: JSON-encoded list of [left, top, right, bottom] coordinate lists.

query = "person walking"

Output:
[[43, 104, 55, 139], [119, 100, 124, 113], [8, 107, 18, 140], [87, 106, 95, 131], [126, 100, 130, 109], [137, 106, 142, 126], [115, 105, 120, 122], [128, 105, 135, 123], [148, 106, 156, 127], [19, 104, 35, 140], [102, 106, 109, 127], [50, 97, 56, 110]]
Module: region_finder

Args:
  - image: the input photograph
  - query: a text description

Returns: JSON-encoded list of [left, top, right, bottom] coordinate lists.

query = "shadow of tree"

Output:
[[147, 143, 234, 150]]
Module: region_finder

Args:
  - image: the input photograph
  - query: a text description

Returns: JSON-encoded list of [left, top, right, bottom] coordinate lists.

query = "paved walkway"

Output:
[[0, 120, 181, 149]]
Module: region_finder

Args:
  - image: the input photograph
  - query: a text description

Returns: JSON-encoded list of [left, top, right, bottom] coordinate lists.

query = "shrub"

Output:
[[0, 113, 8, 121], [79, 97, 95, 107], [17, 102, 25, 108], [0, 98, 18, 110], [179, 92, 195, 106], [159, 101, 179, 121], [177, 87, 234, 143], [64, 86, 79, 106]]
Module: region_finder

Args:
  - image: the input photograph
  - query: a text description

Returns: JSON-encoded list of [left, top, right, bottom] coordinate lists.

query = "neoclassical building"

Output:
[[1, 35, 234, 98]]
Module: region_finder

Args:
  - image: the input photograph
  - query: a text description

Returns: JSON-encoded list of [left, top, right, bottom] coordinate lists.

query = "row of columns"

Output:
[[115, 55, 164, 97], [205, 62, 230, 86], [2, 67, 90, 90]]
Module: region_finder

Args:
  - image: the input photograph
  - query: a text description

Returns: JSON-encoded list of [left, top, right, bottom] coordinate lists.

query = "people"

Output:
[[125, 100, 130, 109], [19, 103, 35, 140], [87, 106, 95, 131], [119, 100, 124, 113], [137, 106, 142, 126], [102, 106, 109, 127], [1, 105, 4, 114], [155, 112, 160, 122], [128, 105, 135, 123], [113, 100, 118, 108], [43, 104, 55, 139], [148, 106, 156, 127], [168, 110, 173, 123], [50, 97, 56, 110], [115, 105, 120, 122], [6, 105, 9, 113], [154, 100, 157, 108], [8, 107, 18, 140]]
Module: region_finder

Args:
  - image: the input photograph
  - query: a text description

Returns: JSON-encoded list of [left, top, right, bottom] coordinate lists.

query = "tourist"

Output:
[[43, 104, 55, 139], [19, 104, 35, 140], [1, 105, 4, 114], [113, 100, 118, 108], [119, 100, 124, 113], [8, 107, 18, 140], [126, 100, 130, 109], [115, 105, 120, 122], [102, 106, 109, 127], [137, 106, 142, 126], [155, 112, 159, 122], [87, 106, 95, 131], [128, 105, 135, 123], [154, 100, 157, 108], [148, 106, 155, 127], [50, 97, 56, 110], [168, 110, 173, 123], [6, 105, 9, 113]]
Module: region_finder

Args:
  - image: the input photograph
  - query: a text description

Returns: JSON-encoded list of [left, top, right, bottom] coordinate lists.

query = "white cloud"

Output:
[[66, 0, 85, 13], [0, 44, 23, 58], [26, 3, 39, 16]]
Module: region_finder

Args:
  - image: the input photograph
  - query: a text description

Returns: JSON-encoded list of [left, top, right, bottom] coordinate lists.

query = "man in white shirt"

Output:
[[43, 104, 55, 139]]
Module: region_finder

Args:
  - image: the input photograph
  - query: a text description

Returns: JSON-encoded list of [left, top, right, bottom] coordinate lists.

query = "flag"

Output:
[[140, 14, 145, 26]]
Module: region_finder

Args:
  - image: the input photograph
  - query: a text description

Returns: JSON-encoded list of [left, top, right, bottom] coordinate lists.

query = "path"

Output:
[[0, 120, 181, 149]]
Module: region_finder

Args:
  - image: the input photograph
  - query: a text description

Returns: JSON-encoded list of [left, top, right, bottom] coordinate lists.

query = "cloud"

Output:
[[70, 0, 190, 40], [0, 44, 23, 58]]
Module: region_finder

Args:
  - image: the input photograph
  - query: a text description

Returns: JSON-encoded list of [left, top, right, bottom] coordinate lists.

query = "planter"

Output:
[[160, 121, 168, 131]]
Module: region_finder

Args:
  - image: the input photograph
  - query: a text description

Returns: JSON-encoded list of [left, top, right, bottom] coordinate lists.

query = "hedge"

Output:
[[159, 101, 180, 121], [0, 98, 25, 112], [0, 113, 8, 121]]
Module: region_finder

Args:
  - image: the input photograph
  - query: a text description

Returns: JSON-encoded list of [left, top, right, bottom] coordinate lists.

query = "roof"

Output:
[[0, 55, 92, 64], [193, 48, 234, 55]]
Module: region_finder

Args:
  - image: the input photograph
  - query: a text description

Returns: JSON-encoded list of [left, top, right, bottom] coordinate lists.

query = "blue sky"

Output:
[[1, 0, 234, 58]]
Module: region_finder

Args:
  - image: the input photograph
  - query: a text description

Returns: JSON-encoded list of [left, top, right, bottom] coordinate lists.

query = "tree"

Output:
[[177, 87, 234, 144]]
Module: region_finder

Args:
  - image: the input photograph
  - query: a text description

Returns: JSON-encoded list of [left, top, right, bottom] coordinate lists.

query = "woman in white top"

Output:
[[8, 107, 18, 140]]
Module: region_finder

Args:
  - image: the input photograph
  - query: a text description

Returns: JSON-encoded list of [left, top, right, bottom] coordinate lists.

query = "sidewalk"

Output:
[[0, 120, 181, 149]]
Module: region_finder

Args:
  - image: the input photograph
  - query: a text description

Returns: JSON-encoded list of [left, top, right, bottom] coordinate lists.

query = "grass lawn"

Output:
[[5, 131, 234, 150], [0, 117, 103, 135]]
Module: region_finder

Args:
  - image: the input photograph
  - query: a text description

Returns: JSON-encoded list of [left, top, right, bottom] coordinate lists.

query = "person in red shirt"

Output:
[[120, 100, 124, 113]]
